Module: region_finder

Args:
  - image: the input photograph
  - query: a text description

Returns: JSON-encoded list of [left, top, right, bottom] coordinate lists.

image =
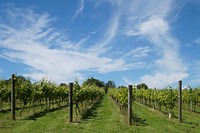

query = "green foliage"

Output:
[[16, 80, 32, 105], [137, 83, 148, 90], [182, 87, 200, 112], [74, 82, 104, 103], [0, 79, 10, 102], [1, 94, 200, 133], [105, 80, 116, 88], [82, 77, 105, 88], [135, 86, 178, 113], [110, 87, 128, 107]]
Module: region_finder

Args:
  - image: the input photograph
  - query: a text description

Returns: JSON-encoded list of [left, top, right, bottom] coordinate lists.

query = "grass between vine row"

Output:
[[0, 93, 200, 133]]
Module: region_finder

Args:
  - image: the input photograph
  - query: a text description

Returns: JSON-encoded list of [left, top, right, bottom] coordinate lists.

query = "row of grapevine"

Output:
[[110, 87, 129, 117], [0, 76, 105, 119], [110, 86, 134, 125], [110, 87, 128, 108], [110, 86, 200, 120], [0, 77, 69, 114], [134, 87, 200, 115], [0, 79, 10, 108], [73, 81, 104, 116], [135, 87, 178, 119], [182, 88, 200, 112]]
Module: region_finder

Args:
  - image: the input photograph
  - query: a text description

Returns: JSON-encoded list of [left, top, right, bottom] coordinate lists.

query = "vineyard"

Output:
[[110, 86, 200, 121], [0, 75, 104, 120], [0, 75, 200, 133]]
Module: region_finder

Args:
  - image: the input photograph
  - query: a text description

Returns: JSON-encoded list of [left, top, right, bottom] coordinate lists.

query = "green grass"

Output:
[[0, 94, 200, 133], [132, 103, 200, 133]]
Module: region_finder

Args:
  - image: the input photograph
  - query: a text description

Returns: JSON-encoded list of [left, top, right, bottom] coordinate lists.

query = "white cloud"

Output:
[[125, 17, 169, 37], [195, 38, 200, 44], [72, 0, 84, 22], [139, 18, 169, 35], [137, 21, 188, 88], [141, 72, 187, 88], [116, 0, 188, 88], [136, 20, 188, 87], [97, 61, 144, 73], [0, 1, 189, 87], [0, 6, 135, 83], [125, 46, 152, 58], [122, 77, 134, 85], [88, 2, 121, 54], [169, 0, 187, 22], [184, 60, 200, 86]]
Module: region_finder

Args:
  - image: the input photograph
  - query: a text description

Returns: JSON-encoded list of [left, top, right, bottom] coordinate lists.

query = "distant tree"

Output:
[[82, 77, 105, 88], [118, 86, 127, 89], [7, 75, 30, 87], [137, 83, 148, 89], [16, 75, 27, 82], [59, 83, 67, 86], [104, 80, 116, 94], [105, 80, 116, 88]]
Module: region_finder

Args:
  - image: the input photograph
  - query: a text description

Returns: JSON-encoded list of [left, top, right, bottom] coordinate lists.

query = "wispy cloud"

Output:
[[195, 38, 200, 44], [72, 0, 84, 22], [132, 18, 188, 88], [0, 1, 189, 87], [125, 46, 152, 58], [0, 6, 135, 83], [168, 0, 187, 22], [184, 60, 200, 86], [0, 68, 2, 73], [88, 1, 121, 54], [108, 0, 188, 88], [122, 77, 134, 85]]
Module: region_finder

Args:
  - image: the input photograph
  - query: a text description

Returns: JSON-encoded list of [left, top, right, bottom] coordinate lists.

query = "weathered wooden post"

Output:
[[11, 74, 16, 120], [189, 88, 193, 112], [178, 80, 182, 123], [154, 87, 156, 110], [69, 82, 73, 122], [128, 85, 132, 125], [169, 89, 173, 119]]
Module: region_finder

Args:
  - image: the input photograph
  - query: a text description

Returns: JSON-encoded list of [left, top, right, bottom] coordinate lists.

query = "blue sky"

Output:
[[0, 0, 200, 88]]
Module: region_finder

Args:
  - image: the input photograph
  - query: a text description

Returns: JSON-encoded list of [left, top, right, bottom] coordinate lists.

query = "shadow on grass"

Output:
[[25, 105, 67, 120], [0, 101, 68, 114], [81, 99, 103, 121], [0, 109, 10, 113], [188, 122, 200, 128], [132, 114, 148, 126], [0, 104, 52, 114], [183, 120, 200, 129]]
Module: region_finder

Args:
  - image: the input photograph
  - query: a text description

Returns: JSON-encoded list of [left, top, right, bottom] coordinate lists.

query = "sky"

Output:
[[0, 0, 200, 88]]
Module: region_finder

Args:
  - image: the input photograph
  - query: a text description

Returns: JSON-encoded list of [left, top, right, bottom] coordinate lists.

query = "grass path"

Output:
[[133, 103, 200, 133], [0, 94, 132, 133], [1, 94, 200, 133], [73, 94, 133, 133]]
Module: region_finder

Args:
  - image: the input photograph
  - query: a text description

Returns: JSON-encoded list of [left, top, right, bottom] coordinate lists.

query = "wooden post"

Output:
[[69, 82, 73, 122], [154, 87, 156, 110], [11, 74, 16, 120], [128, 85, 132, 125], [189, 88, 192, 112], [178, 80, 182, 123], [169, 89, 173, 119]]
